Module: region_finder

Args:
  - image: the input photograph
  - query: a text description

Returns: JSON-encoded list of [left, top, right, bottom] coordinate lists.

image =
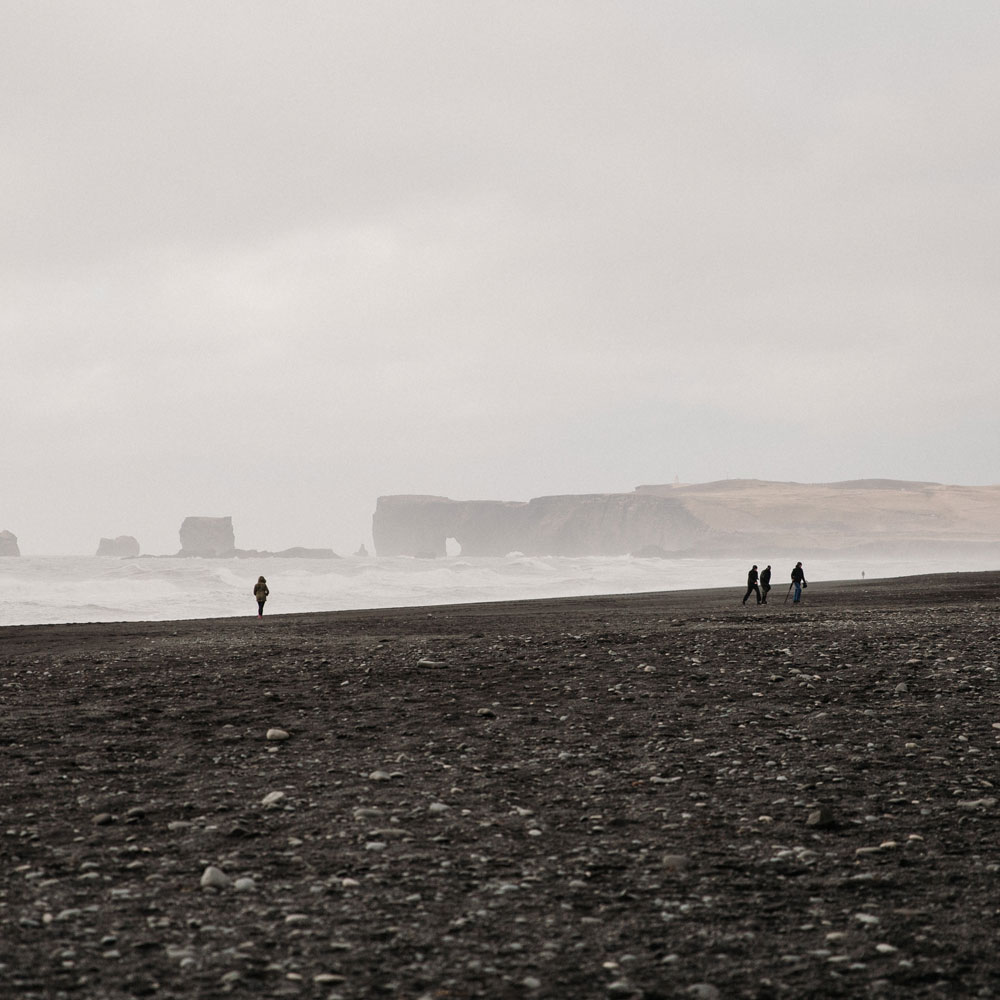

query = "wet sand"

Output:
[[2, 572, 999, 999]]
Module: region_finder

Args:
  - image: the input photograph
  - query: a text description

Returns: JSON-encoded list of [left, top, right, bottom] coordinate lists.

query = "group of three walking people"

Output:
[[743, 561, 807, 605]]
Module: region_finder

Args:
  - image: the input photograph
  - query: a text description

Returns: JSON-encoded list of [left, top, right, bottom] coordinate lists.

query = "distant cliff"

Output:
[[373, 480, 1000, 558], [372, 493, 706, 557], [0, 530, 19, 556]]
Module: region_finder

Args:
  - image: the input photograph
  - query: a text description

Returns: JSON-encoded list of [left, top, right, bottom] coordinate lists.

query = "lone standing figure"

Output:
[[253, 576, 269, 617], [760, 565, 772, 604], [743, 564, 761, 605], [791, 562, 807, 603]]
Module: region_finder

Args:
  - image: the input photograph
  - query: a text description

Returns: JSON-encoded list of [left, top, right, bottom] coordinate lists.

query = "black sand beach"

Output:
[[2, 573, 998, 999]]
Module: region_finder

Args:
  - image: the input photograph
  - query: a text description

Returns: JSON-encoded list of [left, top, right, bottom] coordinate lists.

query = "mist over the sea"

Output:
[[2, 553, 997, 627]]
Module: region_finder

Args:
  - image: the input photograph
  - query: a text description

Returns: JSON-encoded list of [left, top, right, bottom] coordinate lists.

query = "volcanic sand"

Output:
[[1, 572, 998, 999]]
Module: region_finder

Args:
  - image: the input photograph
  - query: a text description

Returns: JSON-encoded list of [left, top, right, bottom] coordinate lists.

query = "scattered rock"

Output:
[[200, 866, 230, 889], [686, 985, 721, 1000], [806, 806, 836, 829]]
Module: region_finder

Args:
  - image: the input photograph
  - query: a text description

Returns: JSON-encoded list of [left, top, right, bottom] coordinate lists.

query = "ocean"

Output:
[[1, 552, 996, 628]]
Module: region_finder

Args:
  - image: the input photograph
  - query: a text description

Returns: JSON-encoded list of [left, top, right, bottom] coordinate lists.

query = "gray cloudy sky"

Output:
[[4, 1, 998, 555]]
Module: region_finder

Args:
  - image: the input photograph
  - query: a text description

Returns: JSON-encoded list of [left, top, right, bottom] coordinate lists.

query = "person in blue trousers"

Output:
[[791, 562, 807, 603]]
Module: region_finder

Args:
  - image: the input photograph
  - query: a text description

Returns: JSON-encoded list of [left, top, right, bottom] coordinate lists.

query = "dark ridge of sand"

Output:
[[1, 572, 998, 999]]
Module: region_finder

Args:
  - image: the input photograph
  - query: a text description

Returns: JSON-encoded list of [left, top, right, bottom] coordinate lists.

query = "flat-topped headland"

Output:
[[373, 479, 1000, 558], [2, 572, 998, 998]]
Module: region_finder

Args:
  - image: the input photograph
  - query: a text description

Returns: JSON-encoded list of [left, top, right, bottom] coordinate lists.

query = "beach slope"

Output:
[[2, 573, 998, 998]]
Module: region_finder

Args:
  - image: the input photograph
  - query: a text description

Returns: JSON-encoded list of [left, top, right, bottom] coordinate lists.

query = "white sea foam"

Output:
[[0, 553, 994, 627]]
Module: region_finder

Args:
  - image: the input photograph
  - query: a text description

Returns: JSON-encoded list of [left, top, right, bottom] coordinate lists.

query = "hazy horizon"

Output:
[[5, 4, 999, 556]]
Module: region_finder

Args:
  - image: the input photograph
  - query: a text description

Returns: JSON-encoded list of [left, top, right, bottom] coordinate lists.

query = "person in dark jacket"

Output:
[[791, 562, 807, 603], [742, 565, 761, 605], [253, 576, 269, 617], [759, 565, 772, 603]]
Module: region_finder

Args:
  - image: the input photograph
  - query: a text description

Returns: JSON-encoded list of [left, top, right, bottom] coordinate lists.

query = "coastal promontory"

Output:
[[373, 479, 1000, 558]]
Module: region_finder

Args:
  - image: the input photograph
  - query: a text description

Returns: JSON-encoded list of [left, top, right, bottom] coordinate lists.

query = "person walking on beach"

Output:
[[253, 576, 269, 617], [790, 561, 807, 603], [759, 564, 772, 603], [743, 564, 761, 605]]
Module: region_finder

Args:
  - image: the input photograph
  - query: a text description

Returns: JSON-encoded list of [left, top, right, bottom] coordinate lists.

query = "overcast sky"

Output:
[[4, 2, 998, 555]]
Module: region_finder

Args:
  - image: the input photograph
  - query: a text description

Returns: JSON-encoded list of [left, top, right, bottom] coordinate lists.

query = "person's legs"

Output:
[[793, 582, 801, 603], [257, 601, 265, 617]]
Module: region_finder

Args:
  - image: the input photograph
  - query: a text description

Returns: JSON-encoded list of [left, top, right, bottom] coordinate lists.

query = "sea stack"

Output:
[[178, 516, 236, 557], [96, 535, 140, 557], [0, 530, 20, 556]]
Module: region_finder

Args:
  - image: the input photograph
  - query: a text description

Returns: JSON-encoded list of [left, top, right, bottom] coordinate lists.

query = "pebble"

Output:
[[417, 658, 446, 667], [200, 866, 230, 890], [687, 986, 721, 1000], [477, 707, 497, 718], [522, 976, 542, 990], [607, 981, 634, 998], [233, 877, 256, 892], [92, 813, 114, 826], [806, 806, 836, 828], [266, 728, 290, 741], [428, 802, 450, 814], [368, 770, 393, 782], [261, 791, 286, 807]]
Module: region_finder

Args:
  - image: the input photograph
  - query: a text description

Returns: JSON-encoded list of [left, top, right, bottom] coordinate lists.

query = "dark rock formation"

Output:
[[355, 543, 369, 557], [178, 516, 236, 557], [96, 535, 140, 558], [372, 493, 707, 557], [0, 530, 19, 556]]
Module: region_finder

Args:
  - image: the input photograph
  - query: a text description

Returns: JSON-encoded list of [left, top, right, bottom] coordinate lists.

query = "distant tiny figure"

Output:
[[743, 564, 761, 605], [759, 565, 772, 603], [861, 570, 865, 580], [791, 561, 807, 603], [253, 576, 269, 617]]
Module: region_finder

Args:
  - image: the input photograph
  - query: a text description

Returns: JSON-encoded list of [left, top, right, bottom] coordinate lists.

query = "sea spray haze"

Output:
[[2, 553, 999, 627]]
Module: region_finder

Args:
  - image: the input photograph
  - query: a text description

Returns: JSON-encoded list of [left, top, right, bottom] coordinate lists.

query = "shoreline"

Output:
[[2, 566, 998, 634]]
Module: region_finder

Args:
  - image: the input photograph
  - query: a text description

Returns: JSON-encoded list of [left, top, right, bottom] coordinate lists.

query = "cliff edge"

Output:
[[373, 480, 1000, 558]]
